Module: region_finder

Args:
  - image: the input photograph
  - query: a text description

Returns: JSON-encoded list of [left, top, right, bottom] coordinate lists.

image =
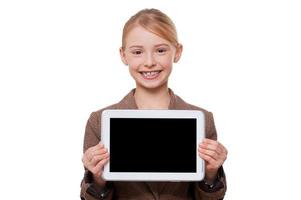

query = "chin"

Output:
[[136, 80, 168, 90]]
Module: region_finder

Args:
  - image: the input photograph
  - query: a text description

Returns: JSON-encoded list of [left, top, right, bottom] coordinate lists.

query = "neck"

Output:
[[134, 84, 170, 109]]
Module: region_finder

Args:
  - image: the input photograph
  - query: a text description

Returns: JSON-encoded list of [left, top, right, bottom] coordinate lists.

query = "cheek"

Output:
[[127, 57, 143, 69], [128, 59, 141, 77], [128, 66, 139, 80], [158, 56, 173, 69]]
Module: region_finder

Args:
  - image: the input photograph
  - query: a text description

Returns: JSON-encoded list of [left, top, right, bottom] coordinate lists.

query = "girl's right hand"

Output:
[[82, 143, 109, 186]]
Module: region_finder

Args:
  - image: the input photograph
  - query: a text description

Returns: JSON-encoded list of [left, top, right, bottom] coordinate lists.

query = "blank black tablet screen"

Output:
[[109, 118, 197, 173]]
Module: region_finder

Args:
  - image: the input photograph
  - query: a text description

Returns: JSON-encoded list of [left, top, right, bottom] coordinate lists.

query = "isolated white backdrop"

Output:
[[0, 0, 300, 199]]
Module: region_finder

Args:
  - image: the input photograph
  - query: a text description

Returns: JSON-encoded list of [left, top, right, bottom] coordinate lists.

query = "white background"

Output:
[[0, 0, 300, 199]]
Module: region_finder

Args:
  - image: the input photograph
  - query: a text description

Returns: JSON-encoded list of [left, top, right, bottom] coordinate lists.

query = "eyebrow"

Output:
[[128, 43, 170, 49], [154, 43, 170, 47], [129, 45, 143, 49]]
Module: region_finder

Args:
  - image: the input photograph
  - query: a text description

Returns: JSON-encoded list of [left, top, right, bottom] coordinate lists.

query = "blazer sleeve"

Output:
[[194, 112, 227, 200], [80, 112, 114, 200]]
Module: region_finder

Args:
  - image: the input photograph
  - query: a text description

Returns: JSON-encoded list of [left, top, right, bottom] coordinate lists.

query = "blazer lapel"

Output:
[[116, 89, 138, 109]]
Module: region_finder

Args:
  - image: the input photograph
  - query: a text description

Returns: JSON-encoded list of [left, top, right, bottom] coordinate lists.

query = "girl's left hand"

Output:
[[198, 138, 228, 182]]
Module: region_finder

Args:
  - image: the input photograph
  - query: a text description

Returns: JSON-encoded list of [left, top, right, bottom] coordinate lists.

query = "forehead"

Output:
[[124, 26, 171, 48]]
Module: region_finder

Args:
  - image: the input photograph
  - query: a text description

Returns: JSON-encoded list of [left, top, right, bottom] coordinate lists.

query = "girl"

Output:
[[81, 8, 227, 200]]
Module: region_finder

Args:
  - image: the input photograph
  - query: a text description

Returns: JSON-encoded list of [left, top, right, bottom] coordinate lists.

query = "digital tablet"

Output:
[[101, 109, 205, 181]]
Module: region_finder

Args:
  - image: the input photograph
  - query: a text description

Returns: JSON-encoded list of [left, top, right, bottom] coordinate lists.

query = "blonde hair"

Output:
[[121, 8, 178, 49]]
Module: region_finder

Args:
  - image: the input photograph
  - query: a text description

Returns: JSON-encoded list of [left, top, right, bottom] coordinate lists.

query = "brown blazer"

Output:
[[80, 89, 227, 200]]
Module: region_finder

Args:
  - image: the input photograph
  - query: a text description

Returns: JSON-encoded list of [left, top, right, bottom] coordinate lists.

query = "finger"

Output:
[[85, 153, 109, 172], [218, 147, 228, 162], [82, 151, 94, 166], [199, 146, 228, 164], [199, 152, 223, 170], [84, 144, 104, 160], [92, 148, 108, 156], [202, 148, 226, 166], [199, 143, 223, 154], [201, 139, 228, 155], [90, 155, 104, 166], [198, 147, 219, 161], [219, 142, 228, 155], [202, 138, 219, 145], [201, 139, 222, 152], [198, 152, 217, 164], [88, 148, 108, 161], [96, 156, 110, 170], [91, 143, 105, 151], [91, 157, 110, 176], [90, 152, 109, 166]]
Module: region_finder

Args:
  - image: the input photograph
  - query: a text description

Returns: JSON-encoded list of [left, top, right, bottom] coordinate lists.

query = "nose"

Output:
[[144, 52, 156, 68]]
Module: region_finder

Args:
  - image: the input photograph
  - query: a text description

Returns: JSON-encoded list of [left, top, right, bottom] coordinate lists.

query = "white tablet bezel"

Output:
[[101, 109, 205, 181]]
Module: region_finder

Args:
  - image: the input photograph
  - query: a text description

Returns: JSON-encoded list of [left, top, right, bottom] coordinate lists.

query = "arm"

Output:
[[80, 112, 113, 200], [194, 112, 227, 200]]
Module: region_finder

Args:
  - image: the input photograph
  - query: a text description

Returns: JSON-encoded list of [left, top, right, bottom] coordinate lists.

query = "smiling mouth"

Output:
[[140, 70, 162, 80]]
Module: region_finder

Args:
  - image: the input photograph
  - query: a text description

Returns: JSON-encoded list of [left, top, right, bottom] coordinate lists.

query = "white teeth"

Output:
[[142, 71, 159, 77]]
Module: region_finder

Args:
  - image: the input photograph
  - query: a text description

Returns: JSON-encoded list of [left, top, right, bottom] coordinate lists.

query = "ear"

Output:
[[119, 47, 128, 65], [174, 43, 183, 63]]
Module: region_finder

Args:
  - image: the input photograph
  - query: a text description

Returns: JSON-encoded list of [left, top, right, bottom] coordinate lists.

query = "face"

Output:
[[120, 26, 182, 90]]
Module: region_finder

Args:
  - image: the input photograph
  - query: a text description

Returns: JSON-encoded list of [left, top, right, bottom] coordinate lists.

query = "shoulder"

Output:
[[88, 102, 121, 122], [173, 93, 212, 115], [88, 89, 136, 121]]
